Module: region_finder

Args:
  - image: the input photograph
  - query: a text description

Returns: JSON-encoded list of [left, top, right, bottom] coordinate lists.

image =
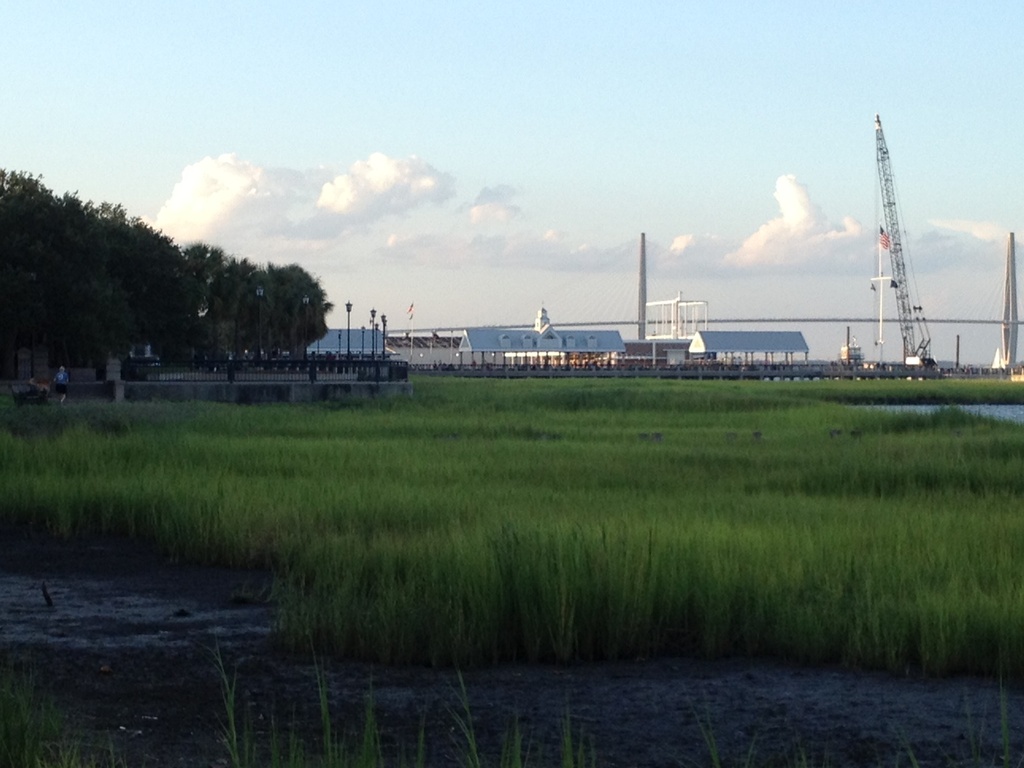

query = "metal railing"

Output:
[[122, 356, 409, 384]]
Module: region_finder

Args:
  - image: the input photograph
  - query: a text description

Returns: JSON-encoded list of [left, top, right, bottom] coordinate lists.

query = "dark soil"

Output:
[[2, 522, 1022, 768]]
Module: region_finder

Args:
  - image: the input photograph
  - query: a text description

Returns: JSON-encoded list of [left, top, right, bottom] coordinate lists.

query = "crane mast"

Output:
[[874, 114, 932, 364]]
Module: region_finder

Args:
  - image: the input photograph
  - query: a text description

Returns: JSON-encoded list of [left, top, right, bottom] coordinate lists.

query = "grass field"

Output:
[[3, 376, 1024, 676]]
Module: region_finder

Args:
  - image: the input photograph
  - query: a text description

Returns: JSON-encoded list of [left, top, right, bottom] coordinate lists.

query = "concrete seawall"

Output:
[[2, 379, 412, 404]]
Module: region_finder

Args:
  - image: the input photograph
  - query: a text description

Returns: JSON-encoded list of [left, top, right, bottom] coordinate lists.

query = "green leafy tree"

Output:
[[0, 171, 50, 377], [99, 204, 205, 360], [0, 167, 334, 373], [0, 172, 129, 371]]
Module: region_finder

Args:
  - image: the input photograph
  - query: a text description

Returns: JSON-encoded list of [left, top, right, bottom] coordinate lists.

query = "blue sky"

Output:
[[4, 2, 1022, 363]]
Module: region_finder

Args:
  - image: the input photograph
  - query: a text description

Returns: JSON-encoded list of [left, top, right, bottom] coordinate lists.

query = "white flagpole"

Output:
[[871, 230, 889, 364], [408, 303, 414, 363]]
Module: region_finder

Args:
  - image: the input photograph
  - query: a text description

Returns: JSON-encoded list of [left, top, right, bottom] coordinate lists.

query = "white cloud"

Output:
[[469, 203, 513, 224], [656, 232, 737, 277], [913, 228, 1004, 273], [382, 232, 463, 266], [152, 154, 262, 241], [724, 175, 863, 270], [150, 154, 317, 247], [317, 153, 455, 220], [670, 234, 695, 253], [661, 176, 866, 278], [150, 152, 459, 253], [469, 185, 521, 224], [930, 218, 1008, 243]]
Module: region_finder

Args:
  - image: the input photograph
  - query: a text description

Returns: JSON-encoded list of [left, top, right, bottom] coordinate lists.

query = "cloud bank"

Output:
[[151, 158, 888, 285], [152, 152, 456, 248], [930, 218, 1008, 243], [147, 156, 1013, 361]]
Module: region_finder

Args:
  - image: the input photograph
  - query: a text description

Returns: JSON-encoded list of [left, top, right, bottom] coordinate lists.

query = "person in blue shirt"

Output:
[[53, 366, 69, 403]]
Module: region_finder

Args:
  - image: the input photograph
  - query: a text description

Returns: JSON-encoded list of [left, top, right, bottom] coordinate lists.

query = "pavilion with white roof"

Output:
[[458, 308, 625, 367]]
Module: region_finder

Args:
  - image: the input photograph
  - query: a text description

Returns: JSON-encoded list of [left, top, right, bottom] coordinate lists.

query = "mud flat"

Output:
[[1, 523, 1021, 767]]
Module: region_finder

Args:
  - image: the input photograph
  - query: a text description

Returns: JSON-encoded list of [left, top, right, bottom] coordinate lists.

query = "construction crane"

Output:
[[874, 113, 933, 365]]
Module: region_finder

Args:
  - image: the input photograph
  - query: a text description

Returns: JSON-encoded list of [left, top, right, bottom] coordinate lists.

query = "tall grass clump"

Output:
[[6, 378, 1024, 676], [0, 660, 63, 768]]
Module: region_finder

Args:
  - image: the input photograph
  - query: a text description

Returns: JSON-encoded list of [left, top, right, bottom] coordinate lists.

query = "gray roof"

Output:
[[689, 331, 809, 354], [385, 334, 460, 350], [460, 327, 625, 354], [307, 328, 383, 355]]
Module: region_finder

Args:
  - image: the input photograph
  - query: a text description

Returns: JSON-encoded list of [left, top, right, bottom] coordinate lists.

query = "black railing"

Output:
[[122, 356, 409, 384]]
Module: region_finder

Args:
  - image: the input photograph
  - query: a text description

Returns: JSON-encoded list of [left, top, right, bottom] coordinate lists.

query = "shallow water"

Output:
[[870, 403, 1024, 424]]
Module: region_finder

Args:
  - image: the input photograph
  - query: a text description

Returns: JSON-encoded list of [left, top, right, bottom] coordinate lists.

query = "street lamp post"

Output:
[[256, 285, 264, 363], [373, 321, 380, 383], [337, 330, 342, 373], [380, 314, 387, 383], [360, 326, 365, 358], [302, 295, 309, 360], [370, 309, 377, 360], [345, 301, 352, 359]]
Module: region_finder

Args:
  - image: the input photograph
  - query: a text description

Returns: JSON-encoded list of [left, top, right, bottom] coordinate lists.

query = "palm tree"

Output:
[[262, 264, 332, 357]]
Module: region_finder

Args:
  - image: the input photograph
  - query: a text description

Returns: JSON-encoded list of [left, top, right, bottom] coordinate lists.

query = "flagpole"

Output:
[[872, 227, 890, 364], [407, 303, 415, 363]]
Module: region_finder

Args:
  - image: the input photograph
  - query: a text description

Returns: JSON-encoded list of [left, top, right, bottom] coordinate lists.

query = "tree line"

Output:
[[0, 169, 332, 378]]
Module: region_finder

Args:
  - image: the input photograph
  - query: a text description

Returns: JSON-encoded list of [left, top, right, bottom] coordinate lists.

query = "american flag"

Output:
[[407, 302, 414, 317], [879, 227, 890, 250]]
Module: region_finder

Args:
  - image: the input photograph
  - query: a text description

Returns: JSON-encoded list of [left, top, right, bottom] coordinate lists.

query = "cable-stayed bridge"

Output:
[[431, 317, 1012, 331]]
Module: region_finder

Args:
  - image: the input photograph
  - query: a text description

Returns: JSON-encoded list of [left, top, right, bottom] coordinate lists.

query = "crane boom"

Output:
[[874, 114, 932, 364]]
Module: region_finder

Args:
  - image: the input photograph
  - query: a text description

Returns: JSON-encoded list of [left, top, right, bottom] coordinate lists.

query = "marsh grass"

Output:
[[0, 660, 61, 768], [211, 660, 1024, 768], [5, 378, 1024, 673], [215, 656, 588, 768], [8, 647, 1024, 767]]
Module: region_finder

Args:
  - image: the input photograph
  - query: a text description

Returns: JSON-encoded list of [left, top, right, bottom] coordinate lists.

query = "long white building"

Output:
[[458, 308, 625, 367], [689, 330, 809, 365]]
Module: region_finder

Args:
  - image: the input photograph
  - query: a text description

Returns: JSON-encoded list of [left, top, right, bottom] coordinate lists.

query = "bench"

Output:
[[10, 383, 50, 406]]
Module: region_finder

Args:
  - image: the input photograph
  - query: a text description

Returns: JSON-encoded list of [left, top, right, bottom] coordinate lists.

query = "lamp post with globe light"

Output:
[[345, 301, 352, 360]]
